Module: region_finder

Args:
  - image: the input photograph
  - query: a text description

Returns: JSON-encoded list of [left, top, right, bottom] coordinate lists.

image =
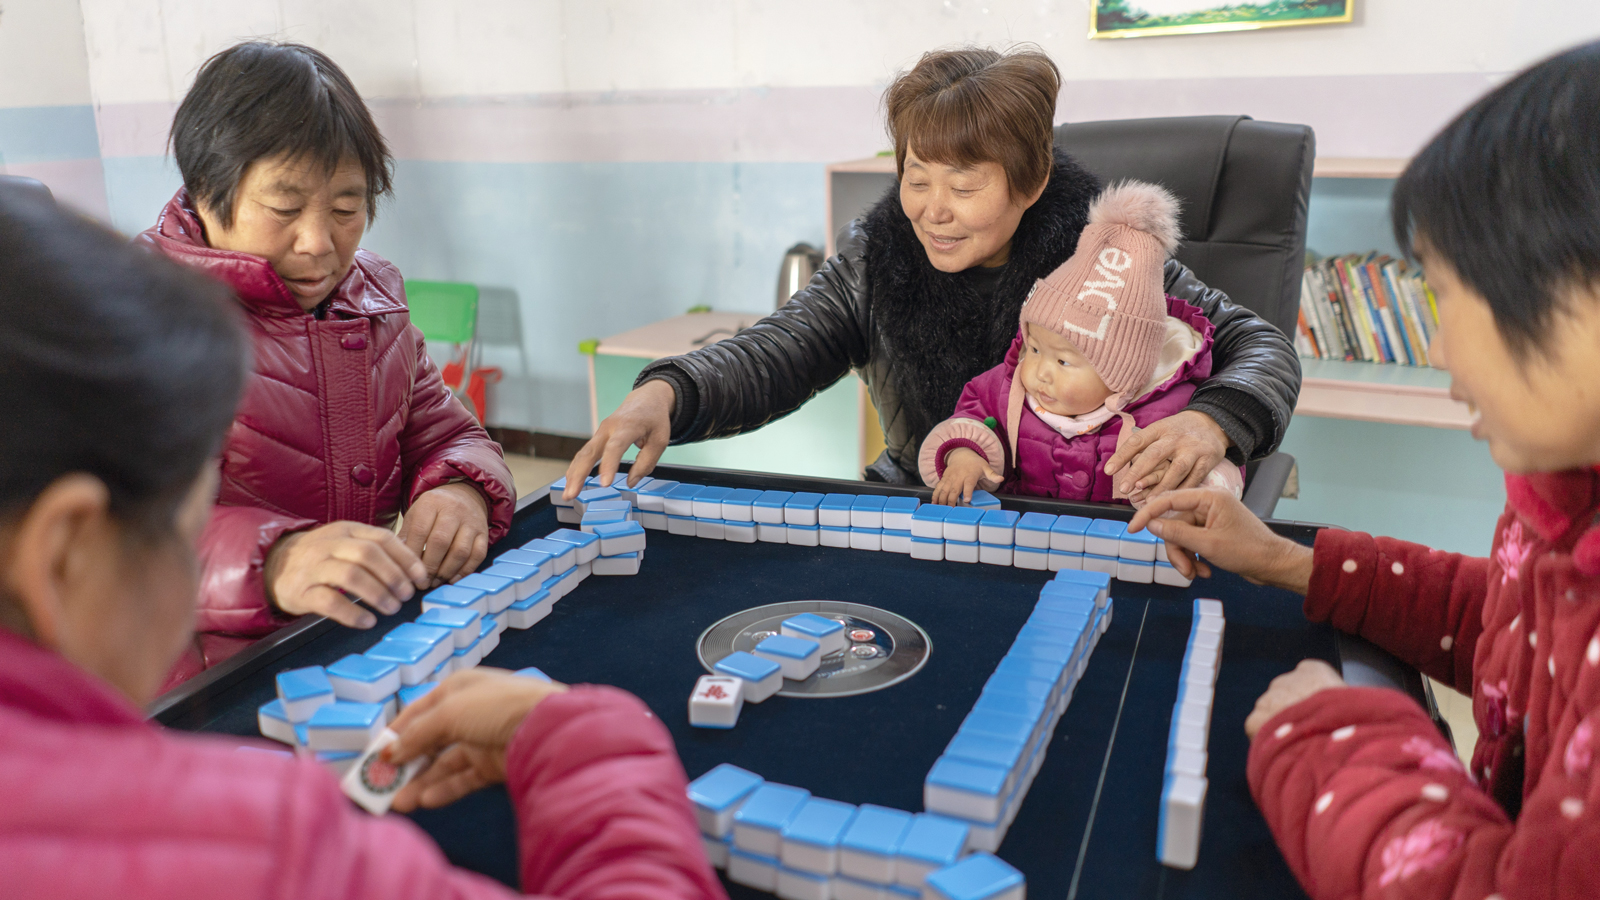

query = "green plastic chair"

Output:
[[405, 280, 479, 344], [405, 280, 487, 419]]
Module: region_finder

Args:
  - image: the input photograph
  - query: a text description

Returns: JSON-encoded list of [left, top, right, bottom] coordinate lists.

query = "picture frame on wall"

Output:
[[1089, 0, 1354, 40]]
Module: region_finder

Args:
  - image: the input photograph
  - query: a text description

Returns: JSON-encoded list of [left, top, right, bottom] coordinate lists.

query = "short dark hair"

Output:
[[171, 41, 393, 226], [0, 185, 248, 533], [885, 46, 1061, 203], [1392, 39, 1600, 359]]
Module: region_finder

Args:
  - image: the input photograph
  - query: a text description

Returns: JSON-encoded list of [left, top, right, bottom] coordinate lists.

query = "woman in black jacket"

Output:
[[566, 47, 1300, 500]]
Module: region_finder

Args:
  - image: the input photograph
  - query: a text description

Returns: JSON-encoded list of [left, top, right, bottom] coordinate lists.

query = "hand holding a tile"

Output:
[[384, 667, 568, 811]]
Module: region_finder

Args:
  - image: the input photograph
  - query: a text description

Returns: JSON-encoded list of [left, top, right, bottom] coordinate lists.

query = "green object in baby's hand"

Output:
[[983, 416, 998, 431]]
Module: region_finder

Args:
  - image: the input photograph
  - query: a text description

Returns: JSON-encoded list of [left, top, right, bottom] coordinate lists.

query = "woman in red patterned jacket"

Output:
[[1131, 40, 1600, 899], [140, 42, 516, 686]]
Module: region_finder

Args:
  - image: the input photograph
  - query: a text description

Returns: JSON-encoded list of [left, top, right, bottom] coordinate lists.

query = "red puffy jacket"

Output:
[[0, 628, 727, 900], [1249, 468, 1600, 898], [140, 190, 516, 681]]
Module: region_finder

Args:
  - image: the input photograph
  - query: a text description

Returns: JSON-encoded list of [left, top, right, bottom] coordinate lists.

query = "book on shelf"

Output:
[[1295, 252, 1440, 367]]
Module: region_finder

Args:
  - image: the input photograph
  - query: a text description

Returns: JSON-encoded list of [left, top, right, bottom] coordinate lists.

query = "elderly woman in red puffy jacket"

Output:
[[0, 183, 723, 900], [139, 42, 516, 686]]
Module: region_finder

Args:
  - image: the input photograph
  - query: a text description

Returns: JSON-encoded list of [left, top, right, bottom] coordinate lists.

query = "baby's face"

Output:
[[1017, 324, 1114, 416]]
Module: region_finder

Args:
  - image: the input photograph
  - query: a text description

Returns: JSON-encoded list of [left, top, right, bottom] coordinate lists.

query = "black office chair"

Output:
[[1055, 115, 1312, 518], [0, 174, 54, 204]]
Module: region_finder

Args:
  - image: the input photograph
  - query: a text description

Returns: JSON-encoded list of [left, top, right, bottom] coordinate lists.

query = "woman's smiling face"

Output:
[[899, 146, 1043, 273]]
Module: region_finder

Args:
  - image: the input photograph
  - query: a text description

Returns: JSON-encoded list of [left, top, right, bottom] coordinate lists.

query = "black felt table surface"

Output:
[[169, 484, 1332, 900]]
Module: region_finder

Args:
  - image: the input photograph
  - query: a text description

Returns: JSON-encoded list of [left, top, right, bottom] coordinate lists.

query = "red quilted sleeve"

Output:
[[1250, 689, 1600, 899], [194, 503, 314, 636], [1305, 529, 1490, 694]]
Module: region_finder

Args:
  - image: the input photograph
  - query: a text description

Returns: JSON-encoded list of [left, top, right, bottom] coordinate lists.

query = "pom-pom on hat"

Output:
[[1018, 180, 1181, 405]]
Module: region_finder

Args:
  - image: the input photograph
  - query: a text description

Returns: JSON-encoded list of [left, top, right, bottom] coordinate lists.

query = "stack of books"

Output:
[[1294, 253, 1439, 366]]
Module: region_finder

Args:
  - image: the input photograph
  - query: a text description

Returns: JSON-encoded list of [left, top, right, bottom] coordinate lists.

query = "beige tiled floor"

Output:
[[1430, 678, 1480, 764], [504, 454, 571, 499]]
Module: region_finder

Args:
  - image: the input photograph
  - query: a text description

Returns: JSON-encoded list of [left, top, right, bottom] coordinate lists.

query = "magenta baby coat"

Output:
[[928, 296, 1216, 503]]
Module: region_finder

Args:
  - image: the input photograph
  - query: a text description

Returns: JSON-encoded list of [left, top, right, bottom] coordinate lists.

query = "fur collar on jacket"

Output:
[[864, 148, 1103, 444]]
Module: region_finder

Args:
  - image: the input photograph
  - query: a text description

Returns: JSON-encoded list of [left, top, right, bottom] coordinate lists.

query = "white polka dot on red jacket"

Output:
[[1562, 797, 1584, 819], [1314, 791, 1334, 814], [1589, 636, 1599, 666], [1275, 722, 1293, 739], [1550, 656, 1556, 677], [1511, 615, 1521, 631], [1421, 783, 1449, 802], [1342, 559, 1357, 573], [1392, 561, 1405, 575], [1530, 631, 1538, 648], [1441, 635, 1454, 650], [1332, 725, 1356, 741]]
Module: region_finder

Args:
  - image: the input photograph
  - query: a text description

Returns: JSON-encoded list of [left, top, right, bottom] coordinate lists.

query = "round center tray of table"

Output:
[[695, 600, 931, 697]]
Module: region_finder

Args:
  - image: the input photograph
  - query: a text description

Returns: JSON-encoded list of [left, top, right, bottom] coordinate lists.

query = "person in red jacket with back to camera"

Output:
[[1128, 39, 1600, 900], [0, 186, 725, 900], [138, 41, 517, 688]]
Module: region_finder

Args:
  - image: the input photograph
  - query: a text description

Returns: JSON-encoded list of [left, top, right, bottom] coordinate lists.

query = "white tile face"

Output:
[[882, 532, 912, 554], [733, 823, 783, 858], [1118, 537, 1158, 562], [837, 849, 894, 885], [725, 524, 757, 544], [819, 508, 852, 528], [850, 509, 883, 529], [1154, 566, 1193, 587], [945, 542, 978, 564], [849, 531, 882, 551], [1082, 555, 1118, 576], [785, 508, 819, 527], [728, 850, 778, 892], [1084, 536, 1121, 557], [639, 511, 669, 530], [689, 676, 743, 728], [776, 867, 831, 900], [978, 545, 1013, 566], [924, 783, 1004, 823], [758, 523, 788, 543], [696, 520, 726, 541], [910, 541, 944, 561], [1159, 775, 1207, 870], [787, 528, 820, 547], [820, 528, 851, 549], [780, 840, 837, 876], [1117, 560, 1155, 584], [702, 835, 730, 869]]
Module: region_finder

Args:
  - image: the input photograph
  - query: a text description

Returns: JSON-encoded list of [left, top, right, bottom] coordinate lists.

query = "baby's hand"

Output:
[[932, 449, 1001, 507]]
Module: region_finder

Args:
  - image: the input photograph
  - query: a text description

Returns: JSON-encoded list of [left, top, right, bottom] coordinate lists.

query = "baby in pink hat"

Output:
[[919, 180, 1244, 506]]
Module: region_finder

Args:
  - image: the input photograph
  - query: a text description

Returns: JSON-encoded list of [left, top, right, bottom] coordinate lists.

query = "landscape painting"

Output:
[[1090, 0, 1354, 39]]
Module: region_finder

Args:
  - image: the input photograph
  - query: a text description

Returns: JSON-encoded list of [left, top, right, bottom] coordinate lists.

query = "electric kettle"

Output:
[[776, 243, 823, 309]]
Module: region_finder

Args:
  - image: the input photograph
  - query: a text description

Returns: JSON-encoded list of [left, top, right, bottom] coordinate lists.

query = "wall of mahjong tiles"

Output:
[[166, 466, 1347, 900]]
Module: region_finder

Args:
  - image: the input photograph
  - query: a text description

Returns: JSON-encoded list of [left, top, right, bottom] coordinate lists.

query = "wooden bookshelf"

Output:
[[1312, 157, 1408, 179], [1295, 359, 1471, 430]]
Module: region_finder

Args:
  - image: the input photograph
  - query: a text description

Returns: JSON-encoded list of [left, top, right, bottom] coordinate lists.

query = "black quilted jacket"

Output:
[[639, 149, 1302, 482]]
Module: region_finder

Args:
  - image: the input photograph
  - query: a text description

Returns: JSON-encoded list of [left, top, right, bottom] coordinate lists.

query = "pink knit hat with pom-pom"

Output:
[[1001, 181, 1182, 472], [1019, 179, 1182, 403]]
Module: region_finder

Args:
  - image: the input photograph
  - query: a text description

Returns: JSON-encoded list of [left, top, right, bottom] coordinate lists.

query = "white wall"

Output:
[[71, 0, 1600, 102]]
